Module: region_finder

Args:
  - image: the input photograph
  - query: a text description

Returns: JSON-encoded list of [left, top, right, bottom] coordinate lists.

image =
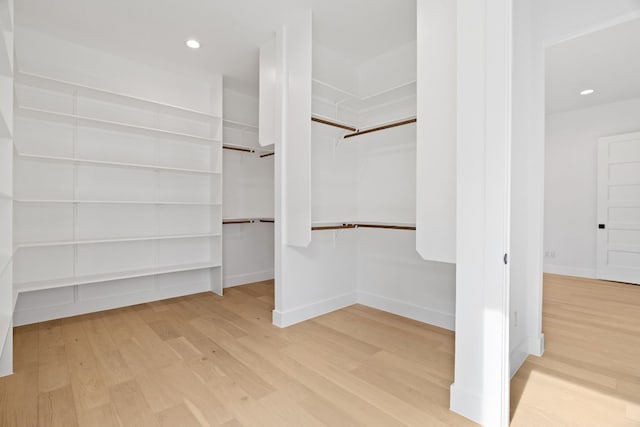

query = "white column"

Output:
[[450, 0, 512, 425]]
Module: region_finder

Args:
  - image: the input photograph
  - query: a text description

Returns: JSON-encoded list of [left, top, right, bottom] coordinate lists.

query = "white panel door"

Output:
[[597, 131, 640, 284]]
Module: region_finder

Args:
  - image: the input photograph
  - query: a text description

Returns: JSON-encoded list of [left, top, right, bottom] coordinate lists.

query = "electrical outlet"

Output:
[[544, 250, 556, 259]]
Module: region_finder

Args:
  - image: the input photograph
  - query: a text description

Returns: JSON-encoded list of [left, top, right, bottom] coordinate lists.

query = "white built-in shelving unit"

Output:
[[0, 0, 13, 376], [12, 70, 224, 308]]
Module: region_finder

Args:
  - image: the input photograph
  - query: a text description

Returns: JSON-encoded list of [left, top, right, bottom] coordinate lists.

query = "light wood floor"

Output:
[[0, 281, 475, 427], [511, 274, 640, 426], [1, 275, 639, 426]]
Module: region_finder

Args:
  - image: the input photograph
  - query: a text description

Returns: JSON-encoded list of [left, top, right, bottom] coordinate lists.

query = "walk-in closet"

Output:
[[0, 0, 588, 425]]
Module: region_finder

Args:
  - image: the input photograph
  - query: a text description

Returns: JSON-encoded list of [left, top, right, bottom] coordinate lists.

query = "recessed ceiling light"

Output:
[[580, 89, 595, 96], [186, 39, 200, 49]]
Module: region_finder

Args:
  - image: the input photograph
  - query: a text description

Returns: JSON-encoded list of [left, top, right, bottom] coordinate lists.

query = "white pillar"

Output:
[[450, 0, 512, 425]]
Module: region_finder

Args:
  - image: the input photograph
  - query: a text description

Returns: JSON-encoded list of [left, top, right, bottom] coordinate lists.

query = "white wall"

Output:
[[222, 88, 274, 287], [0, 0, 13, 377], [544, 98, 640, 278], [357, 229, 456, 330]]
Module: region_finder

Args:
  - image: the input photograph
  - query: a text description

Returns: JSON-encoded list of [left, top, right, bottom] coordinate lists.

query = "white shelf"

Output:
[[223, 119, 258, 132], [14, 262, 222, 294], [15, 151, 221, 176], [15, 233, 221, 250], [312, 79, 416, 113], [223, 143, 274, 157], [15, 106, 221, 145], [312, 79, 358, 105], [15, 70, 220, 121], [14, 199, 221, 206]]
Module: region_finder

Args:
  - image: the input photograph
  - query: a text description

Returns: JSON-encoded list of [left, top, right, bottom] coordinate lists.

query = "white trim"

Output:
[[450, 383, 484, 426], [542, 10, 640, 47], [543, 264, 596, 279], [223, 270, 275, 288], [0, 327, 12, 378], [510, 338, 530, 378], [356, 291, 454, 331], [510, 334, 545, 378], [271, 292, 357, 328], [13, 281, 211, 326], [529, 333, 545, 357]]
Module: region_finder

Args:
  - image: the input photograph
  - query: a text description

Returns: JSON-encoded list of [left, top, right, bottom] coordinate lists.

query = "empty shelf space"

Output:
[[14, 199, 221, 206], [15, 152, 221, 175], [14, 262, 222, 294], [16, 70, 221, 121], [15, 106, 221, 145], [15, 233, 221, 250]]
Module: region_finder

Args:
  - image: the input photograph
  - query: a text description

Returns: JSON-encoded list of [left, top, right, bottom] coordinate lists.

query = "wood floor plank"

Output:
[[109, 380, 157, 427], [4, 276, 636, 425], [511, 274, 640, 425], [38, 385, 79, 427]]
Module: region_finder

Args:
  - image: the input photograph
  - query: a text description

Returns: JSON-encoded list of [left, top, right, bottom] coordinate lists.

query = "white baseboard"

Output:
[[272, 292, 357, 328], [224, 270, 274, 288], [510, 338, 530, 378], [543, 264, 596, 279], [510, 333, 545, 378], [528, 333, 545, 357], [450, 383, 484, 425], [13, 282, 211, 326], [0, 328, 12, 378], [356, 291, 455, 331]]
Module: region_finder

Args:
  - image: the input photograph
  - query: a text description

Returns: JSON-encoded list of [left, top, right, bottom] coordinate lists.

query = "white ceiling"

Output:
[[546, 18, 640, 114], [15, 0, 416, 95]]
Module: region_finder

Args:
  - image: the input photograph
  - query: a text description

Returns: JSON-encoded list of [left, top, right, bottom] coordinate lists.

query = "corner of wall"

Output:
[[449, 383, 484, 426], [271, 291, 357, 328]]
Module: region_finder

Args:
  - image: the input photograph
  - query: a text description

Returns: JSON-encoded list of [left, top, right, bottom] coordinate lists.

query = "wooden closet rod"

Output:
[[343, 117, 417, 139], [355, 224, 416, 231], [223, 220, 254, 225], [260, 219, 275, 223], [311, 224, 357, 231], [311, 223, 416, 231], [260, 152, 275, 158], [223, 145, 254, 153], [311, 116, 358, 132]]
